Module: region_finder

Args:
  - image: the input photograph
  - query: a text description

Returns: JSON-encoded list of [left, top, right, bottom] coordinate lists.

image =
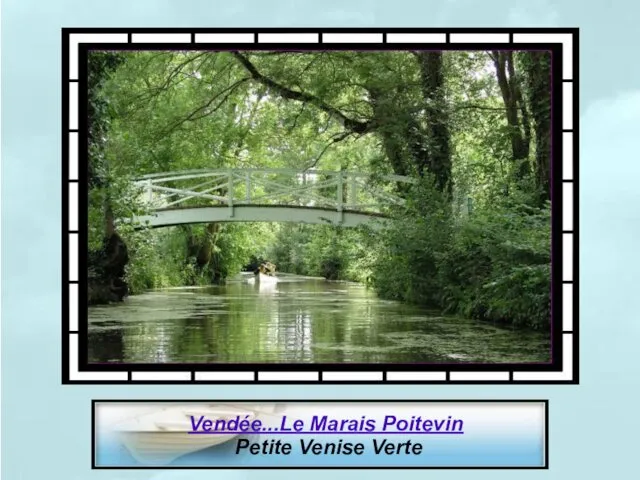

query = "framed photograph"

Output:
[[62, 28, 578, 384]]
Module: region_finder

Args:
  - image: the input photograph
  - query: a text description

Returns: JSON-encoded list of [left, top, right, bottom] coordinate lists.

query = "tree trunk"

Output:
[[367, 53, 452, 197], [492, 51, 531, 179], [523, 52, 552, 201], [417, 52, 452, 197]]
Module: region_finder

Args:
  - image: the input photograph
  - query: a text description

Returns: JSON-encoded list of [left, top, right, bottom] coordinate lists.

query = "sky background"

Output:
[[2, 0, 640, 479]]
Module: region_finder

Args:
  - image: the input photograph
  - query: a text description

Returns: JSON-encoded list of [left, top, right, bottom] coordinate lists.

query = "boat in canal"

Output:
[[246, 262, 279, 285]]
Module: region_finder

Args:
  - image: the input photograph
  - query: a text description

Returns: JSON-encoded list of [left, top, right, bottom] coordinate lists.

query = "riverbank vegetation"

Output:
[[88, 49, 551, 330]]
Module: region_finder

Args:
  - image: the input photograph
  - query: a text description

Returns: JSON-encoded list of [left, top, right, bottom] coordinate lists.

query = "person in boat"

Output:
[[254, 261, 277, 277]]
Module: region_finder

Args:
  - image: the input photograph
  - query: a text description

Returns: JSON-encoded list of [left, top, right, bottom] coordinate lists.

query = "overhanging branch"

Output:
[[232, 52, 372, 135], [304, 130, 355, 170], [160, 77, 251, 137]]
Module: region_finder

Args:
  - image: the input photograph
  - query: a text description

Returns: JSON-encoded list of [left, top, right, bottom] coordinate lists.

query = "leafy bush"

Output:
[[266, 223, 375, 282], [122, 227, 190, 294], [369, 179, 551, 329]]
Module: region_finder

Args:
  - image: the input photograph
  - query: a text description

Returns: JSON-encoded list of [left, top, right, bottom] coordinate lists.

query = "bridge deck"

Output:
[[133, 205, 390, 229], [128, 168, 413, 228]]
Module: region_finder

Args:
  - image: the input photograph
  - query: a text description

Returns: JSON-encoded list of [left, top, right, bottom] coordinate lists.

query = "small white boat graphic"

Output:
[[114, 404, 278, 465]]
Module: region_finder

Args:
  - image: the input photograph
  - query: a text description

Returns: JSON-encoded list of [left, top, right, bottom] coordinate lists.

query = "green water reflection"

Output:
[[88, 274, 550, 364]]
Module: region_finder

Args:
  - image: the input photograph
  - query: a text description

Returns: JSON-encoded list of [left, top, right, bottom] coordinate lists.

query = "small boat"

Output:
[[113, 404, 278, 465], [246, 262, 278, 285]]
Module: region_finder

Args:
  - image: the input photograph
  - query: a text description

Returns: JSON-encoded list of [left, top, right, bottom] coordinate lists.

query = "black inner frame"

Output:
[[61, 28, 578, 381]]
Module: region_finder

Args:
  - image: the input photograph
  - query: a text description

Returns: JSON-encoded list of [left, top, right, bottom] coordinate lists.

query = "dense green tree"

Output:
[[522, 52, 552, 201], [87, 52, 130, 304]]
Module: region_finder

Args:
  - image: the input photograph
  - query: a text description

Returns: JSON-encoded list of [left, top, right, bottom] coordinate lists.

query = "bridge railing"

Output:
[[132, 168, 417, 217]]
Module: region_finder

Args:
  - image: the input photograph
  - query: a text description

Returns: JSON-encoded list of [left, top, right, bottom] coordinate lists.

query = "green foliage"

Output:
[[88, 52, 126, 183], [266, 224, 375, 283], [121, 222, 276, 293], [441, 199, 550, 329], [266, 224, 313, 275], [123, 227, 189, 293], [369, 179, 551, 329], [208, 223, 276, 280], [88, 51, 127, 252], [87, 49, 551, 330], [368, 178, 453, 304]]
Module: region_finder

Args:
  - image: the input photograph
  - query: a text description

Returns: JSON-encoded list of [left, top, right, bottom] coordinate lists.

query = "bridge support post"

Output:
[[146, 179, 153, 204], [228, 169, 234, 218], [349, 174, 357, 210], [245, 171, 251, 203]]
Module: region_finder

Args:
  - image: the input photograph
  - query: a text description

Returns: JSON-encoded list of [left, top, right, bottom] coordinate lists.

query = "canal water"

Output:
[[88, 273, 550, 364]]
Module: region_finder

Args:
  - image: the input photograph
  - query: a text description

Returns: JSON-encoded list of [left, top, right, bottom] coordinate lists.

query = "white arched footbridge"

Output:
[[129, 168, 416, 229]]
